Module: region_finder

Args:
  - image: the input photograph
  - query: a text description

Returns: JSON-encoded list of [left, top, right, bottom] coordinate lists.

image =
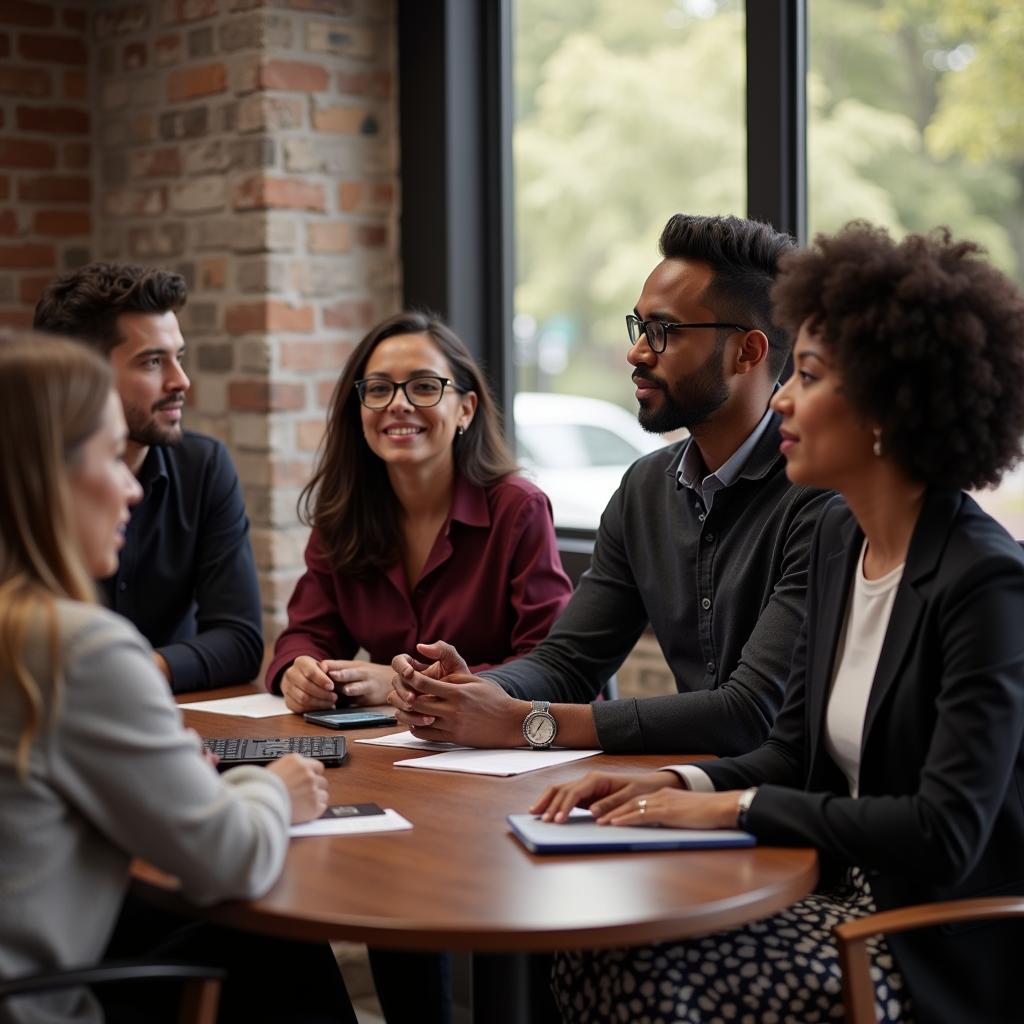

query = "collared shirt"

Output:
[[265, 474, 573, 691], [675, 406, 775, 510], [100, 431, 263, 694], [484, 412, 831, 754]]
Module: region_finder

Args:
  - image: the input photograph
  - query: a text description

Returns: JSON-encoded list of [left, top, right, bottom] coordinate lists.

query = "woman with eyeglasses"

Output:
[[0, 333, 353, 1024], [265, 311, 571, 1024], [535, 224, 1024, 1023]]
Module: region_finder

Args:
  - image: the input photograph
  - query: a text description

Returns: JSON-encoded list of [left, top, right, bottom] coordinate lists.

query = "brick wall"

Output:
[[0, 0, 92, 324], [1, 0, 401, 651]]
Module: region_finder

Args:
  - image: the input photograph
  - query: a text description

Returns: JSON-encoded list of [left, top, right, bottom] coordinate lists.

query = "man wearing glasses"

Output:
[[390, 213, 830, 755], [33, 263, 262, 694]]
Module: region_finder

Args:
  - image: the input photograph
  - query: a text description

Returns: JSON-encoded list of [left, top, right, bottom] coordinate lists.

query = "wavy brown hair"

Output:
[[772, 222, 1024, 490], [0, 332, 112, 777], [300, 311, 518, 575]]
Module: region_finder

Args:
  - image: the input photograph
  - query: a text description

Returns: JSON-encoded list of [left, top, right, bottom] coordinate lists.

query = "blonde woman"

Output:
[[0, 333, 352, 1024]]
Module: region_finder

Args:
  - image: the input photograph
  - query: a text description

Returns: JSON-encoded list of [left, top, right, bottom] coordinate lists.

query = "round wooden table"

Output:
[[135, 691, 818, 954]]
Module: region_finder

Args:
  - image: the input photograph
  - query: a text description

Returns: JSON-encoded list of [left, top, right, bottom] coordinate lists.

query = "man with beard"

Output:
[[33, 263, 262, 693], [388, 214, 831, 754]]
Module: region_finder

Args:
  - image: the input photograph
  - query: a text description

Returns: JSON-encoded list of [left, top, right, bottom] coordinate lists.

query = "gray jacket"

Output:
[[0, 601, 289, 1023]]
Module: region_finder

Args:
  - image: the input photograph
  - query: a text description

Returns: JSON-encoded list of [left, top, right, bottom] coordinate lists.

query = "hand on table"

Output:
[[388, 647, 526, 747], [265, 754, 329, 824], [323, 660, 394, 705], [531, 769, 743, 830]]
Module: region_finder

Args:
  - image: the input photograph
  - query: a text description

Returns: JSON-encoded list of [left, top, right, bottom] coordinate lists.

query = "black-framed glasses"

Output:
[[354, 375, 461, 410], [626, 314, 752, 353]]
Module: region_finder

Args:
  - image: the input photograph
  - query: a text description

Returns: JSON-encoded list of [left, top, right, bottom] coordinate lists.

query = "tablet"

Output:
[[507, 810, 755, 854]]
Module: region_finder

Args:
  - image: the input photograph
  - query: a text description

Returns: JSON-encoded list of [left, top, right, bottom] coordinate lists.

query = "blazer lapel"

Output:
[[859, 488, 962, 756], [807, 513, 862, 773]]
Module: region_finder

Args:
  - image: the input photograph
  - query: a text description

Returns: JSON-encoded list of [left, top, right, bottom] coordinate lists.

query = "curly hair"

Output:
[[771, 223, 1024, 490], [33, 262, 187, 356], [660, 214, 797, 380]]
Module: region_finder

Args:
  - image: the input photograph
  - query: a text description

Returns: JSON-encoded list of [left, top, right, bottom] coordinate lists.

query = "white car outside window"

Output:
[[513, 392, 667, 531]]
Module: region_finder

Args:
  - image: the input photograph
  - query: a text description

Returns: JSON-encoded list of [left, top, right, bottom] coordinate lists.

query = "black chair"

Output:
[[0, 960, 224, 1024]]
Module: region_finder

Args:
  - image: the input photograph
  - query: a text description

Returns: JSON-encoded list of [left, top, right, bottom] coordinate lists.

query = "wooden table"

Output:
[[134, 686, 818, 958]]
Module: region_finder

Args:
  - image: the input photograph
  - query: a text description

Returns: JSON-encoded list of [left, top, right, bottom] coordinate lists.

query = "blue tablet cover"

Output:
[[507, 811, 756, 854]]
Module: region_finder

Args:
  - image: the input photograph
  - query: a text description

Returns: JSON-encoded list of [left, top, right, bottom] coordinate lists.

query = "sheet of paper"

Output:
[[290, 808, 413, 838], [178, 693, 291, 718], [394, 747, 600, 777], [355, 730, 470, 752]]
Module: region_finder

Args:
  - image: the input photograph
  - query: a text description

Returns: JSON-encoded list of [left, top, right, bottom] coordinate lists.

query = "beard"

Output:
[[636, 341, 730, 434], [124, 394, 185, 447]]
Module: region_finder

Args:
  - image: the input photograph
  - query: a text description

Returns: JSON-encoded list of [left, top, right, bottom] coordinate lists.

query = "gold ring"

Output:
[[638, 798, 647, 815]]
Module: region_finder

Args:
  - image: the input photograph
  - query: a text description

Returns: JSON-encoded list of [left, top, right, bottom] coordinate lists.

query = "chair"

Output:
[[0, 960, 224, 1024], [834, 896, 1024, 1024]]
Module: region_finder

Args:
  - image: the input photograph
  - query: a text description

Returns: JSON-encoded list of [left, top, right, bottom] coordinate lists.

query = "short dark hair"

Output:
[[33, 262, 187, 355], [300, 311, 519, 576], [772, 222, 1024, 490], [659, 213, 797, 380]]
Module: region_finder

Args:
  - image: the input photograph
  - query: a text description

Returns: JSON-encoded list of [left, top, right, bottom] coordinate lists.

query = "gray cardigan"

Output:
[[0, 601, 289, 1023], [484, 415, 830, 754]]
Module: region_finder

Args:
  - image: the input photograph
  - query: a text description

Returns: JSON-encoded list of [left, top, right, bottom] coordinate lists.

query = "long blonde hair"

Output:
[[0, 332, 112, 776]]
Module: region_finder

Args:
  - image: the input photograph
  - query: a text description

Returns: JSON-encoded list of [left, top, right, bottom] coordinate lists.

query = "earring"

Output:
[[873, 429, 883, 457], [457, 425, 465, 437]]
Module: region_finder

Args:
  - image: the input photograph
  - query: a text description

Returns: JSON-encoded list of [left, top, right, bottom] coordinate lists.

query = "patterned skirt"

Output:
[[552, 867, 914, 1024]]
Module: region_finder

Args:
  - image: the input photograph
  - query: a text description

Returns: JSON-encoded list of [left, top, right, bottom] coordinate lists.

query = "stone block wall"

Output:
[[1, 0, 401, 652]]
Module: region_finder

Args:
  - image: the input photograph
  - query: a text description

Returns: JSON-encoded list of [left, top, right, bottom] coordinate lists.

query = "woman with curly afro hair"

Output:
[[538, 223, 1024, 1024]]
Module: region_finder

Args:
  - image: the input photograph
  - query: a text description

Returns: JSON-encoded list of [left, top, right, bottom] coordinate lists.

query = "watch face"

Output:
[[525, 712, 556, 746]]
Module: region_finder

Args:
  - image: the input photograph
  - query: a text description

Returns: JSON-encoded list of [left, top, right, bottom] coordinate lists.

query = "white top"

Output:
[[824, 541, 903, 797], [665, 540, 904, 801]]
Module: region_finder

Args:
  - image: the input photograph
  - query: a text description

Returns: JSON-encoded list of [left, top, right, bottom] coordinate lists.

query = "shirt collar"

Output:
[[136, 444, 170, 496], [674, 404, 776, 507]]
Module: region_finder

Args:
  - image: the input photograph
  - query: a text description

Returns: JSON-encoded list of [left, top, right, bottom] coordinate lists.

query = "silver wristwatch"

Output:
[[736, 786, 758, 829], [522, 700, 557, 749]]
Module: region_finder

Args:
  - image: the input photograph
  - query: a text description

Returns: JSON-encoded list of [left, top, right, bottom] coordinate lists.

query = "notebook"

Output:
[[507, 809, 755, 854]]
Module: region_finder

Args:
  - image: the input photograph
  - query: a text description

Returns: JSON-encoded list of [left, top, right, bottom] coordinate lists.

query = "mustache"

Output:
[[152, 392, 186, 412]]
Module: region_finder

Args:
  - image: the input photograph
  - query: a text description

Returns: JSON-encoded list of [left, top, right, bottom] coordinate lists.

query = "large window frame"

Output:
[[396, 0, 807, 566]]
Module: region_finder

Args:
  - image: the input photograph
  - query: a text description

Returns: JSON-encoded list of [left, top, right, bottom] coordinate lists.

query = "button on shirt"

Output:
[[265, 475, 573, 691], [100, 432, 263, 694]]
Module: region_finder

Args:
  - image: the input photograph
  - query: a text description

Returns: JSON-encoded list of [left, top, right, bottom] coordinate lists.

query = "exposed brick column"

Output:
[[2, 0, 401, 657], [0, 0, 92, 325]]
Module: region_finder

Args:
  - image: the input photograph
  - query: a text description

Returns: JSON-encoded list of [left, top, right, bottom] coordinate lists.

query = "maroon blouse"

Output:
[[266, 474, 573, 692]]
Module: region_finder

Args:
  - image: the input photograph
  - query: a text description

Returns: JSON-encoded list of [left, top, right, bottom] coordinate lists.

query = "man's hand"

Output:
[[387, 669, 529, 748], [265, 754, 329, 824], [322, 660, 394, 705], [390, 640, 470, 704], [280, 655, 338, 713], [530, 770, 682, 823]]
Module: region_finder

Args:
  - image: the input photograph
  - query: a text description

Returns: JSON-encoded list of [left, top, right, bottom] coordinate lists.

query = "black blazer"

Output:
[[702, 488, 1024, 1024]]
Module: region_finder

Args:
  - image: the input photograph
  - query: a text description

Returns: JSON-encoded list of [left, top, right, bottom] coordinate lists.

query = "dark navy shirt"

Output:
[[100, 431, 263, 694]]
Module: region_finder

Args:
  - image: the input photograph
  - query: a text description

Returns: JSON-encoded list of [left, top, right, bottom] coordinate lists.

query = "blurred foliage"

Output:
[[513, 0, 1024, 405]]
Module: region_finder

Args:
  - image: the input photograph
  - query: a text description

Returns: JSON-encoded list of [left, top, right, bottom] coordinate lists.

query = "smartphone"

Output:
[[303, 709, 398, 729]]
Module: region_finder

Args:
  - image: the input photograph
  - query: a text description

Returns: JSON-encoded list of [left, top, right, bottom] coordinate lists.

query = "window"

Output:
[[809, 0, 1024, 536], [512, 0, 747, 527]]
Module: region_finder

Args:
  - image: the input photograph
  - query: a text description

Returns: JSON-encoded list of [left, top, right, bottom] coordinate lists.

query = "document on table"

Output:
[[290, 808, 413, 838], [394, 747, 600, 777], [178, 693, 291, 718], [355, 730, 470, 752]]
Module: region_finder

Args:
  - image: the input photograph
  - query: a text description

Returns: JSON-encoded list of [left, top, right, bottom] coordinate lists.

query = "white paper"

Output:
[[394, 747, 600, 777], [290, 808, 413, 838], [178, 693, 292, 718], [355, 730, 470, 752]]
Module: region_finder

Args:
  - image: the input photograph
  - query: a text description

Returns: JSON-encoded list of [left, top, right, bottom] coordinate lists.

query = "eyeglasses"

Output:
[[626, 314, 752, 354], [354, 375, 461, 410]]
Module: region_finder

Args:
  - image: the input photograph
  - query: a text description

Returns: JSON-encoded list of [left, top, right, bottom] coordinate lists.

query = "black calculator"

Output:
[[203, 735, 348, 769]]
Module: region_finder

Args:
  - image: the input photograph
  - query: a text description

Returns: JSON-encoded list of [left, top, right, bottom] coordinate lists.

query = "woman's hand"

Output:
[[530, 770, 683, 823], [265, 753, 329, 824], [600, 788, 746, 830], [281, 655, 337, 713], [322, 660, 395, 705]]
